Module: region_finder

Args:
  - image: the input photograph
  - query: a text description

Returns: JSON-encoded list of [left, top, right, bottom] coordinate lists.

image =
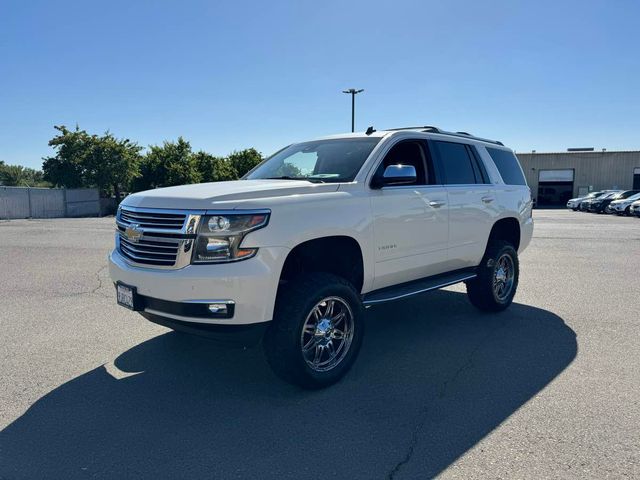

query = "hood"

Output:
[[122, 179, 341, 210]]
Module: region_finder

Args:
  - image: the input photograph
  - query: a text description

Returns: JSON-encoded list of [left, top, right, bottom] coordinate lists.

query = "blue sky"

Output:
[[1, 0, 639, 169]]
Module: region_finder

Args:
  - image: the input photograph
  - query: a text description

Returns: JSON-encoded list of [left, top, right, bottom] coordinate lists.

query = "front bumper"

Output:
[[108, 246, 289, 326], [611, 204, 626, 213], [141, 312, 269, 345]]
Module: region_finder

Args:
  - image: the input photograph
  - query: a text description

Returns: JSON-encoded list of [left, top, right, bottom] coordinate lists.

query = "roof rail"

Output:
[[385, 125, 442, 133], [383, 125, 504, 146]]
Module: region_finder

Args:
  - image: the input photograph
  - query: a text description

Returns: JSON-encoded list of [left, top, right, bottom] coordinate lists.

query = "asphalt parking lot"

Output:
[[1, 210, 639, 479]]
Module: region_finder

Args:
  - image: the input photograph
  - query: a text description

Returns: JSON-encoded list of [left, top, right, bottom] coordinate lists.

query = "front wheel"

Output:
[[466, 241, 519, 312], [264, 273, 364, 389]]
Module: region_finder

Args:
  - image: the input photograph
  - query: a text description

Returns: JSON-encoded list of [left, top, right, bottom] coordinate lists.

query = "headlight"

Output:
[[191, 211, 270, 264]]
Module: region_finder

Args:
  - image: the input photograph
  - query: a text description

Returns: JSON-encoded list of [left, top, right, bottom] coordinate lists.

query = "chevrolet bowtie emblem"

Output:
[[125, 223, 143, 243]]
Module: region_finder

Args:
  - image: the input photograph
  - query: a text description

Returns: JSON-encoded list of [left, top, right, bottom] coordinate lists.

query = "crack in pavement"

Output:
[[91, 264, 110, 297], [385, 318, 509, 480], [13, 264, 113, 300]]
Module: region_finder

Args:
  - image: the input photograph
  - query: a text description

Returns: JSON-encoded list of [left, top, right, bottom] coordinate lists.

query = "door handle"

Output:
[[429, 201, 445, 208], [481, 196, 495, 203]]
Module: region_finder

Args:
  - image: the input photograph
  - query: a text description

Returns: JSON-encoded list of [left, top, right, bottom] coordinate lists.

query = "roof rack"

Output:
[[384, 125, 441, 132], [382, 125, 504, 146]]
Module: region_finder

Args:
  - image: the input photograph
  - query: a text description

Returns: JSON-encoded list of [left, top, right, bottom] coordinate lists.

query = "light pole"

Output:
[[342, 88, 364, 132]]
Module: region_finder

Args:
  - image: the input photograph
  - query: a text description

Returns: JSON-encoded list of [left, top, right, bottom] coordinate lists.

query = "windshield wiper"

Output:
[[264, 176, 328, 183], [265, 176, 308, 181]]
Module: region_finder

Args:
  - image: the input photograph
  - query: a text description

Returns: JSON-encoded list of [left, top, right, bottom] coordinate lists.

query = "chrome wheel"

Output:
[[493, 253, 515, 301], [301, 296, 354, 372]]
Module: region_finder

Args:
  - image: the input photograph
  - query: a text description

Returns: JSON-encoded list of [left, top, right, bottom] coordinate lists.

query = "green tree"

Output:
[[84, 132, 142, 198], [133, 137, 201, 191], [41, 125, 267, 193], [0, 162, 49, 187], [1, 164, 28, 186], [228, 148, 263, 177], [42, 125, 92, 188], [194, 151, 237, 182], [42, 125, 142, 197]]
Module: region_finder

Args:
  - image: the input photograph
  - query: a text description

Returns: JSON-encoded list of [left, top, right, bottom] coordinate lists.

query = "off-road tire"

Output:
[[264, 272, 364, 389], [466, 240, 519, 312]]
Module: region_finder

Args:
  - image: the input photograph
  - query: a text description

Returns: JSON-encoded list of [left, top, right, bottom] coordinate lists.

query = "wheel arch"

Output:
[[485, 217, 521, 253], [278, 235, 365, 294]]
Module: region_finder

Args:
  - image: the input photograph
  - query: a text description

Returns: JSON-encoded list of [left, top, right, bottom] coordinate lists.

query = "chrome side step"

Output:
[[362, 269, 477, 306]]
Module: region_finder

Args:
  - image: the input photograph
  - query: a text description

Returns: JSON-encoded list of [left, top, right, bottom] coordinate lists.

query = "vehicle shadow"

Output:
[[0, 290, 576, 479]]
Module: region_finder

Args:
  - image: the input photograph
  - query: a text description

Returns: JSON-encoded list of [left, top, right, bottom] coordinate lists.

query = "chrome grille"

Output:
[[119, 208, 186, 230], [118, 234, 180, 267], [116, 206, 205, 269]]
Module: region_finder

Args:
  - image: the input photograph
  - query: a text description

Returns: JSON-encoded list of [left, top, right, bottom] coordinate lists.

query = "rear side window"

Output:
[[432, 141, 478, 184], [486, 147, 527, 186]]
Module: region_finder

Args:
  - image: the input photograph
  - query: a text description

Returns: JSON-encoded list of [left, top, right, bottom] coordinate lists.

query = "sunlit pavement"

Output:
[[1, 211, 638, 479]]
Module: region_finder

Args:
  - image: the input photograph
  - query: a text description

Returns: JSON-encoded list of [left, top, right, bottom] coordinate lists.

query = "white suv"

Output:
[[609, 191, 640, 215], [109, 126, 533, 388]]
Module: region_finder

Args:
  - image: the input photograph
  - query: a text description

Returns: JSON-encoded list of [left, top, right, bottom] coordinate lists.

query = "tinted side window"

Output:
[[486, 147, 527, 186], [432, 141, 477, 185]]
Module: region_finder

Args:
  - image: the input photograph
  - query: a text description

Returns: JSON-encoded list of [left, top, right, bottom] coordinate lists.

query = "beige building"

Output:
[[516, 150, 640, 206]]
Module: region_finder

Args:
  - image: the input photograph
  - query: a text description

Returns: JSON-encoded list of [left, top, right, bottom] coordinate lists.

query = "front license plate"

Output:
[[117, 283, 137, 310]]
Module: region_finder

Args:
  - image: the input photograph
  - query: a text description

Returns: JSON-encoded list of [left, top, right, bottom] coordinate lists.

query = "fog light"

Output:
[[208, 303, 228, 314]]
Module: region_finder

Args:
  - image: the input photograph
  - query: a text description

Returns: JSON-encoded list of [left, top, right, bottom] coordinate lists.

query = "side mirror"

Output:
[[377, 164, 417, 187]]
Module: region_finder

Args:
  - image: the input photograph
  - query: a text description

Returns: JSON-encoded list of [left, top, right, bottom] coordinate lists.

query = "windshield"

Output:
[[625, 192, 640, 201], [598, 192, 616, 199], [618, 190, 640, 199], [245, 138, 381, 183]]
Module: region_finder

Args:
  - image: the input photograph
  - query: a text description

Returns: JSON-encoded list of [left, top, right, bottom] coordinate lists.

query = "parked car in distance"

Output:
[[580, 191, 619, 212], [630, 200, 640, 217], [588, 191, 636, 214], [567, 191, 605, 211], [608, 191, 640, 215]]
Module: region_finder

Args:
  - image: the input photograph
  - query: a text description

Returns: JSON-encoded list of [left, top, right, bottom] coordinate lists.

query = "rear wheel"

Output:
[[264, 272, 364, 389], [466, 240, 519, 312]]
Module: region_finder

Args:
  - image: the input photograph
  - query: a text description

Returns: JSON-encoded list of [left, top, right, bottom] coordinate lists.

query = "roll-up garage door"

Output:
[[538, 169, 574, 206]]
